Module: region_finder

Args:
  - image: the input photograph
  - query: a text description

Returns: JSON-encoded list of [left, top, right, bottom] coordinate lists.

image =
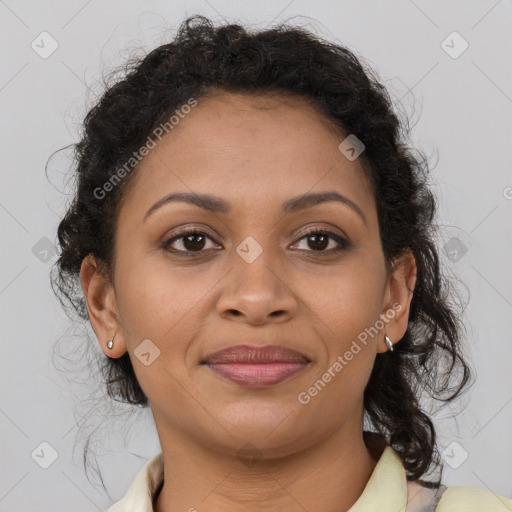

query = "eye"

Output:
[[161, 229, 220, 256], [292, 228, 350, 254], [161, 227, 350, 257]]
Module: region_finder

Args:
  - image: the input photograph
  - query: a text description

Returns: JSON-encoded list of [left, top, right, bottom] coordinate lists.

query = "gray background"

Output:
[[1, 0, 511, 510]]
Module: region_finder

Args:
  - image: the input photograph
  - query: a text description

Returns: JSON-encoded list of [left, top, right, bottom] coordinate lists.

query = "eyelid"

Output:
[[292, 224, 348, 242]]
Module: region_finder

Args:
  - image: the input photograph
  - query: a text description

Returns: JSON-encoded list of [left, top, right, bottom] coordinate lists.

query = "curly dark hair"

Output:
[[51, 14, 472, 487]]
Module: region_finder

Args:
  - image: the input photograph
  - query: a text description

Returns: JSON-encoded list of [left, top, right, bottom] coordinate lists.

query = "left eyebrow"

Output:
[[143, 190, 366, 225], [281, 191, 366, 225]]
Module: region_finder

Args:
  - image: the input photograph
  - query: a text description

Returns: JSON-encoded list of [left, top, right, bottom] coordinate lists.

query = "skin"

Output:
[[81, 90, 417, 512]]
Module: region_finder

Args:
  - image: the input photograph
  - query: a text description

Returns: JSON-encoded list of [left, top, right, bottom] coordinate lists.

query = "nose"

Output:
[[216, 252, 298, 325]]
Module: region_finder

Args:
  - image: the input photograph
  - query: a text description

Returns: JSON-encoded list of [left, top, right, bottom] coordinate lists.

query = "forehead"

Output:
[[120, 90, 375, 219]]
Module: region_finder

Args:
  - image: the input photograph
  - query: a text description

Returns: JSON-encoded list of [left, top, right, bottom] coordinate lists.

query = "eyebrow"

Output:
[[143, 191, 367, 225]]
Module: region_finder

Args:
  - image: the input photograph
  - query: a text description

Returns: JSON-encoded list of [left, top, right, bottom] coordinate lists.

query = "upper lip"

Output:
[[202, 344, 310, 364]]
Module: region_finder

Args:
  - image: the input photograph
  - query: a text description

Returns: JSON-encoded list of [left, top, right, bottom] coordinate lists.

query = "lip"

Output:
[[201, 344, 310, 388]]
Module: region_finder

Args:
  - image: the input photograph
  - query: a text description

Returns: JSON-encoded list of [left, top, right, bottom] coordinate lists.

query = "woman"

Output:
[[51, 14, 512, 512]]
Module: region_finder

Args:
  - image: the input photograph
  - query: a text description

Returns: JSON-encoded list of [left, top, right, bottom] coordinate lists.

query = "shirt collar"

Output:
[[106, 452, 163, 512], [108, 445, 408, 512], [348, 445, 408, 512]]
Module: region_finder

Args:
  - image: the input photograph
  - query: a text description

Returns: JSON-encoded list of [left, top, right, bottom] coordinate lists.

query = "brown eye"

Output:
[[162, 230, 219, 255], [305, 233, 329, 251], [182, 233, 206, 251], [293, 229, 349, 254]]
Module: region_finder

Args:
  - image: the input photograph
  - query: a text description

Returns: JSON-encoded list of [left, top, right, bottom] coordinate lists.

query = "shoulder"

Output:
[[435, 485, 512, 511]]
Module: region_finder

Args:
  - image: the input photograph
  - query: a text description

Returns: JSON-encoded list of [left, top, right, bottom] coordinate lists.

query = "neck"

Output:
[[153, 428, 383, 512]]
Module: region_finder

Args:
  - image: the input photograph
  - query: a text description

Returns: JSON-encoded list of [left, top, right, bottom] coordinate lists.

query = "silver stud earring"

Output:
[[385, 335, 393, 352], [107, 335, 115, 350]]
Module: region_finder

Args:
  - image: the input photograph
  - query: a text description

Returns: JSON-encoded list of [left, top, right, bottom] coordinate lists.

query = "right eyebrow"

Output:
[[144, 192, 231, 222]]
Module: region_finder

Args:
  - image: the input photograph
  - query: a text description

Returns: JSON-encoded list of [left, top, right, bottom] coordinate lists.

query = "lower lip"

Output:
[[204, 362, 308, 388]]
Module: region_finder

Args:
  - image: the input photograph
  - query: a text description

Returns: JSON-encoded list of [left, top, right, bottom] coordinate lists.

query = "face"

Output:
[[82, 91, 416, 459]]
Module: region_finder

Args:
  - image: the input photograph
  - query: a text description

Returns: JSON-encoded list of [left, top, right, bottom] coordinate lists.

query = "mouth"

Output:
[[201, 344, 311, 388]]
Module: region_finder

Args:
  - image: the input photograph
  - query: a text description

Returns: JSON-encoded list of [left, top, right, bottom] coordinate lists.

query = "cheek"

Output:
[[113, 252, 213, 346], [308, 265, 384, 344], [113, 254, 214, 404], [304, 264, 383, 390]]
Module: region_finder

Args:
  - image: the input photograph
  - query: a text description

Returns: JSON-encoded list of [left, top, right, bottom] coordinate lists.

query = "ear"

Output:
[[80, 254, 127, 358], [377, 249, 417, 353]]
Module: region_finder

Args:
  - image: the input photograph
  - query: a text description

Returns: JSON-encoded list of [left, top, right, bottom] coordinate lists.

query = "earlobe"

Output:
[[80, 255, 127, 358], [104, 332, 125, 358]]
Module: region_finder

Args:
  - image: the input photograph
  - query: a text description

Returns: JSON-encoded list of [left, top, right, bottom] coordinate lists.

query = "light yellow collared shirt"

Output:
[[106, 445, 512, 511]]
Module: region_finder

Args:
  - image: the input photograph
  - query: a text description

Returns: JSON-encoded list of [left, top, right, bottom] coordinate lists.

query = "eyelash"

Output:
[[161, 227, 350, 257]]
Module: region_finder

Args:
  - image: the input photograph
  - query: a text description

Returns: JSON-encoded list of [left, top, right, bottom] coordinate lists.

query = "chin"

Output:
[[213, 410, 310, 453]]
